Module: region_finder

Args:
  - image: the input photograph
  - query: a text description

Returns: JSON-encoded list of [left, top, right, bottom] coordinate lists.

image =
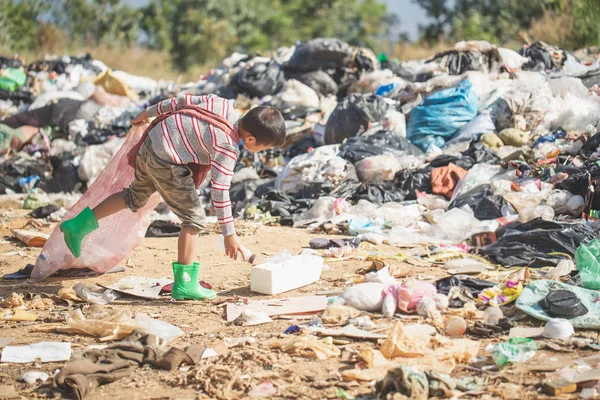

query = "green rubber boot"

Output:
[[171, 262, 217, 300], [59, 207, 99, 258]]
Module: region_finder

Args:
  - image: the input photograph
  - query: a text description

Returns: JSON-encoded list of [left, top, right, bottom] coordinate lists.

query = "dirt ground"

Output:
[[0, 209, 595, 399]]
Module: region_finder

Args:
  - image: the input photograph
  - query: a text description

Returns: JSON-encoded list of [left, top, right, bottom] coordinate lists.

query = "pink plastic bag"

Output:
[[396, 280, 437, 313], [31, 125, 161, 281]]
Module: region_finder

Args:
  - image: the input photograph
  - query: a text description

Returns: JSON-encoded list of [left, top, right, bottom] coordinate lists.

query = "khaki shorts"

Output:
[[122, 139, 206, 233]]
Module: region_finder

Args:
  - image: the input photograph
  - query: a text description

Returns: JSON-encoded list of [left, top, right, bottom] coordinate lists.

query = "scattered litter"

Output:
[[19, 371, 49, 384], [1, 342, 71, 363], [268, 335, 341, 360], [11, 229, 49, 247], [226, 295, 327, 322], [101, 276, 173, 299], [234, 310, 273, 326], [486, 337, 537, 367], [73, 283, 118, 305]]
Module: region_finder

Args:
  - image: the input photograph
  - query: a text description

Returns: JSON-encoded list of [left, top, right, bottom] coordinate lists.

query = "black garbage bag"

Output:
[[1, 99, 83, 134], [555, 169, 590, 198], [261, 97, 320, 120], [30, 205, 59, 219], [581, 132, 600, 157], [27, 54, 101, 75], [461, 142, 499, 165], [0, 56, 23, 69], [229, 58, 285, 98], [145, 220, 181, 238], [286, 70, 338, 96], [0, 88, 34, 104], [431, 50, 484, 75], [479, 219, 595, 267], [449, 184, 492, 210], [42, 154, 82, 193], [0, 156, 47, 194], [339, 130, 423, 163], [351, 182, 409, 205], [519, 42, 565, 72], [228, 178, 275, 214], [435, 275, 497, 308], [257, 190, 314, 226], [474, 195, 506, 220], [429, 154, 475, 170], [284, 38, 355, 73], [577, 68, 600, 89], [394, 167, 433, 201], [325, 94, 396, 144]]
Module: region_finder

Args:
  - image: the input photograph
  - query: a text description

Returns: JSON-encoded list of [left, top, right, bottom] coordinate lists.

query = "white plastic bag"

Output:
[[78, 138, 125, 184], [355, 155, 401, 184]]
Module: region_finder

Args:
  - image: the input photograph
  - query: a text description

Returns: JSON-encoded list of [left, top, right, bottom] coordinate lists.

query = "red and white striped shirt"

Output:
[[146, 94, 240, 236]]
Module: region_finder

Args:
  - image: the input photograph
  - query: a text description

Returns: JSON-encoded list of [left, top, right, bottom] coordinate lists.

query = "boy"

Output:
[[59, 94, 286, 300]]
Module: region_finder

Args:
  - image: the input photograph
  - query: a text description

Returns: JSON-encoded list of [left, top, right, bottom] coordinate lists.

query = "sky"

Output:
[[125, 0, 430, 41]]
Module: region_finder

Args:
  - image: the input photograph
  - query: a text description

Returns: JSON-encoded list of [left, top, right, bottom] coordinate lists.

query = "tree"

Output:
[[414, 0, 600, 49], [0, 0, 49, 51], [140, 0, 397, 71]]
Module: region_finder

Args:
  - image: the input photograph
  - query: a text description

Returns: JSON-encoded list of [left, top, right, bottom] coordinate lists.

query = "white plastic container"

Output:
[[250, 251, 324, 295], [215, 235, 255, 264]]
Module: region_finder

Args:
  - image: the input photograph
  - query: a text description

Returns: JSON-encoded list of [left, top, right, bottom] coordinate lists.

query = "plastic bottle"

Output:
[[215, 235, 255, 264]]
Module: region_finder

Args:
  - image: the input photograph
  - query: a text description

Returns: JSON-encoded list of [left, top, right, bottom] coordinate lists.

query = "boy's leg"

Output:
[[92, 192, 127, 220], [60, 140, 156, 258], [178, 226, 197, 265], [150, 162, 214, 300]]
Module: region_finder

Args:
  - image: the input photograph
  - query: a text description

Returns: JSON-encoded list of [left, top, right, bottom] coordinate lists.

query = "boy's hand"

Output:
[[224, 234, 242, 260], [131, 110, 149, 126]]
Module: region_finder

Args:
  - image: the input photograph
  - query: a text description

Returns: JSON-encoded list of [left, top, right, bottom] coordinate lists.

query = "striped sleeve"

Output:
[[146, 95, 214, 118], [210, 140, 237, 236]]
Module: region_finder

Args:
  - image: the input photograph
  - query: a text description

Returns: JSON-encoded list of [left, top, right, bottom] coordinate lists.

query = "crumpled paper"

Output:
[[267, 335, 340, 360], [342, 321, 479, 381]]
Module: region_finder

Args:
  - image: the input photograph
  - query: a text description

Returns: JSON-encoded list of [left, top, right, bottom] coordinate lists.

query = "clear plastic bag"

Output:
[[31, 125, 161, 281], [355, 155, 402, 184]]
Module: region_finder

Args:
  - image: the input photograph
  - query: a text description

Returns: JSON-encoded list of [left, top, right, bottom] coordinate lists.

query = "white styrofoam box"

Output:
[[250, 254, 324, 295]]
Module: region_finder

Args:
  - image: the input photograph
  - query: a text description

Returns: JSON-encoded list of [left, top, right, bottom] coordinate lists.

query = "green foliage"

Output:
[[414, 0, 599, 48], [0, 0, 49, 51], [138, 0, 395, 71], [570, 0, 600, 48]]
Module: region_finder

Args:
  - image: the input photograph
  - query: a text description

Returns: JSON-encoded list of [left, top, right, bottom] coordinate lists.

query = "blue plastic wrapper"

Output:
[[407, 80, 479, 152]]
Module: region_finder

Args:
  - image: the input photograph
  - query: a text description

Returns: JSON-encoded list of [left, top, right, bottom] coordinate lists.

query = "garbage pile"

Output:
[[2, 37, 600, 399]]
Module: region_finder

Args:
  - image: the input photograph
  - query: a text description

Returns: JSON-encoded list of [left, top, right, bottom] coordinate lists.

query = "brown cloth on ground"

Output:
[[430, 163, 468, 199], [128, 105, 239, 188], [54, 330, 206, 400]]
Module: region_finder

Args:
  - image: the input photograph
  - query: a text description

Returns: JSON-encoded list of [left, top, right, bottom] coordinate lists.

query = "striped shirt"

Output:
[[146, 94, 240, 236]]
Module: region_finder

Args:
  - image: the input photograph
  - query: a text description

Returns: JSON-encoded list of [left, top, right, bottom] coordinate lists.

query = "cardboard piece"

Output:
[[0, 385, 18, 400], [509, 327, 543, 338], [11, 229, 49, 247], [101, 276, 173, 299], [226, 295, 327, 322]]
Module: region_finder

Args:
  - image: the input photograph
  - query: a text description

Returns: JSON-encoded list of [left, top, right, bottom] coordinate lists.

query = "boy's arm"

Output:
[[146, 94, 216, 118]]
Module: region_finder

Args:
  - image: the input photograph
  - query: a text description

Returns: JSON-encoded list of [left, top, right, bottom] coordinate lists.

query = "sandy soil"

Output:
[[0, 210, 594, 399]]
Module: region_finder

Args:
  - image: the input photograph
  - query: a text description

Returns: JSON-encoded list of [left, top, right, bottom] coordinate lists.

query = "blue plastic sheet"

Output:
[[407, 80, 479, 152], [516, 280, 600, 329]]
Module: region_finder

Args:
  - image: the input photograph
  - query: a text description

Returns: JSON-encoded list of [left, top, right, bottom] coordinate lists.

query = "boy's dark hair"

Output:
[[240, 106, 286, 148]]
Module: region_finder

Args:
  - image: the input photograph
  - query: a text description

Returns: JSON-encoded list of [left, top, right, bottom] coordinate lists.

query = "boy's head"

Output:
[[238, 106, 285, 152]]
